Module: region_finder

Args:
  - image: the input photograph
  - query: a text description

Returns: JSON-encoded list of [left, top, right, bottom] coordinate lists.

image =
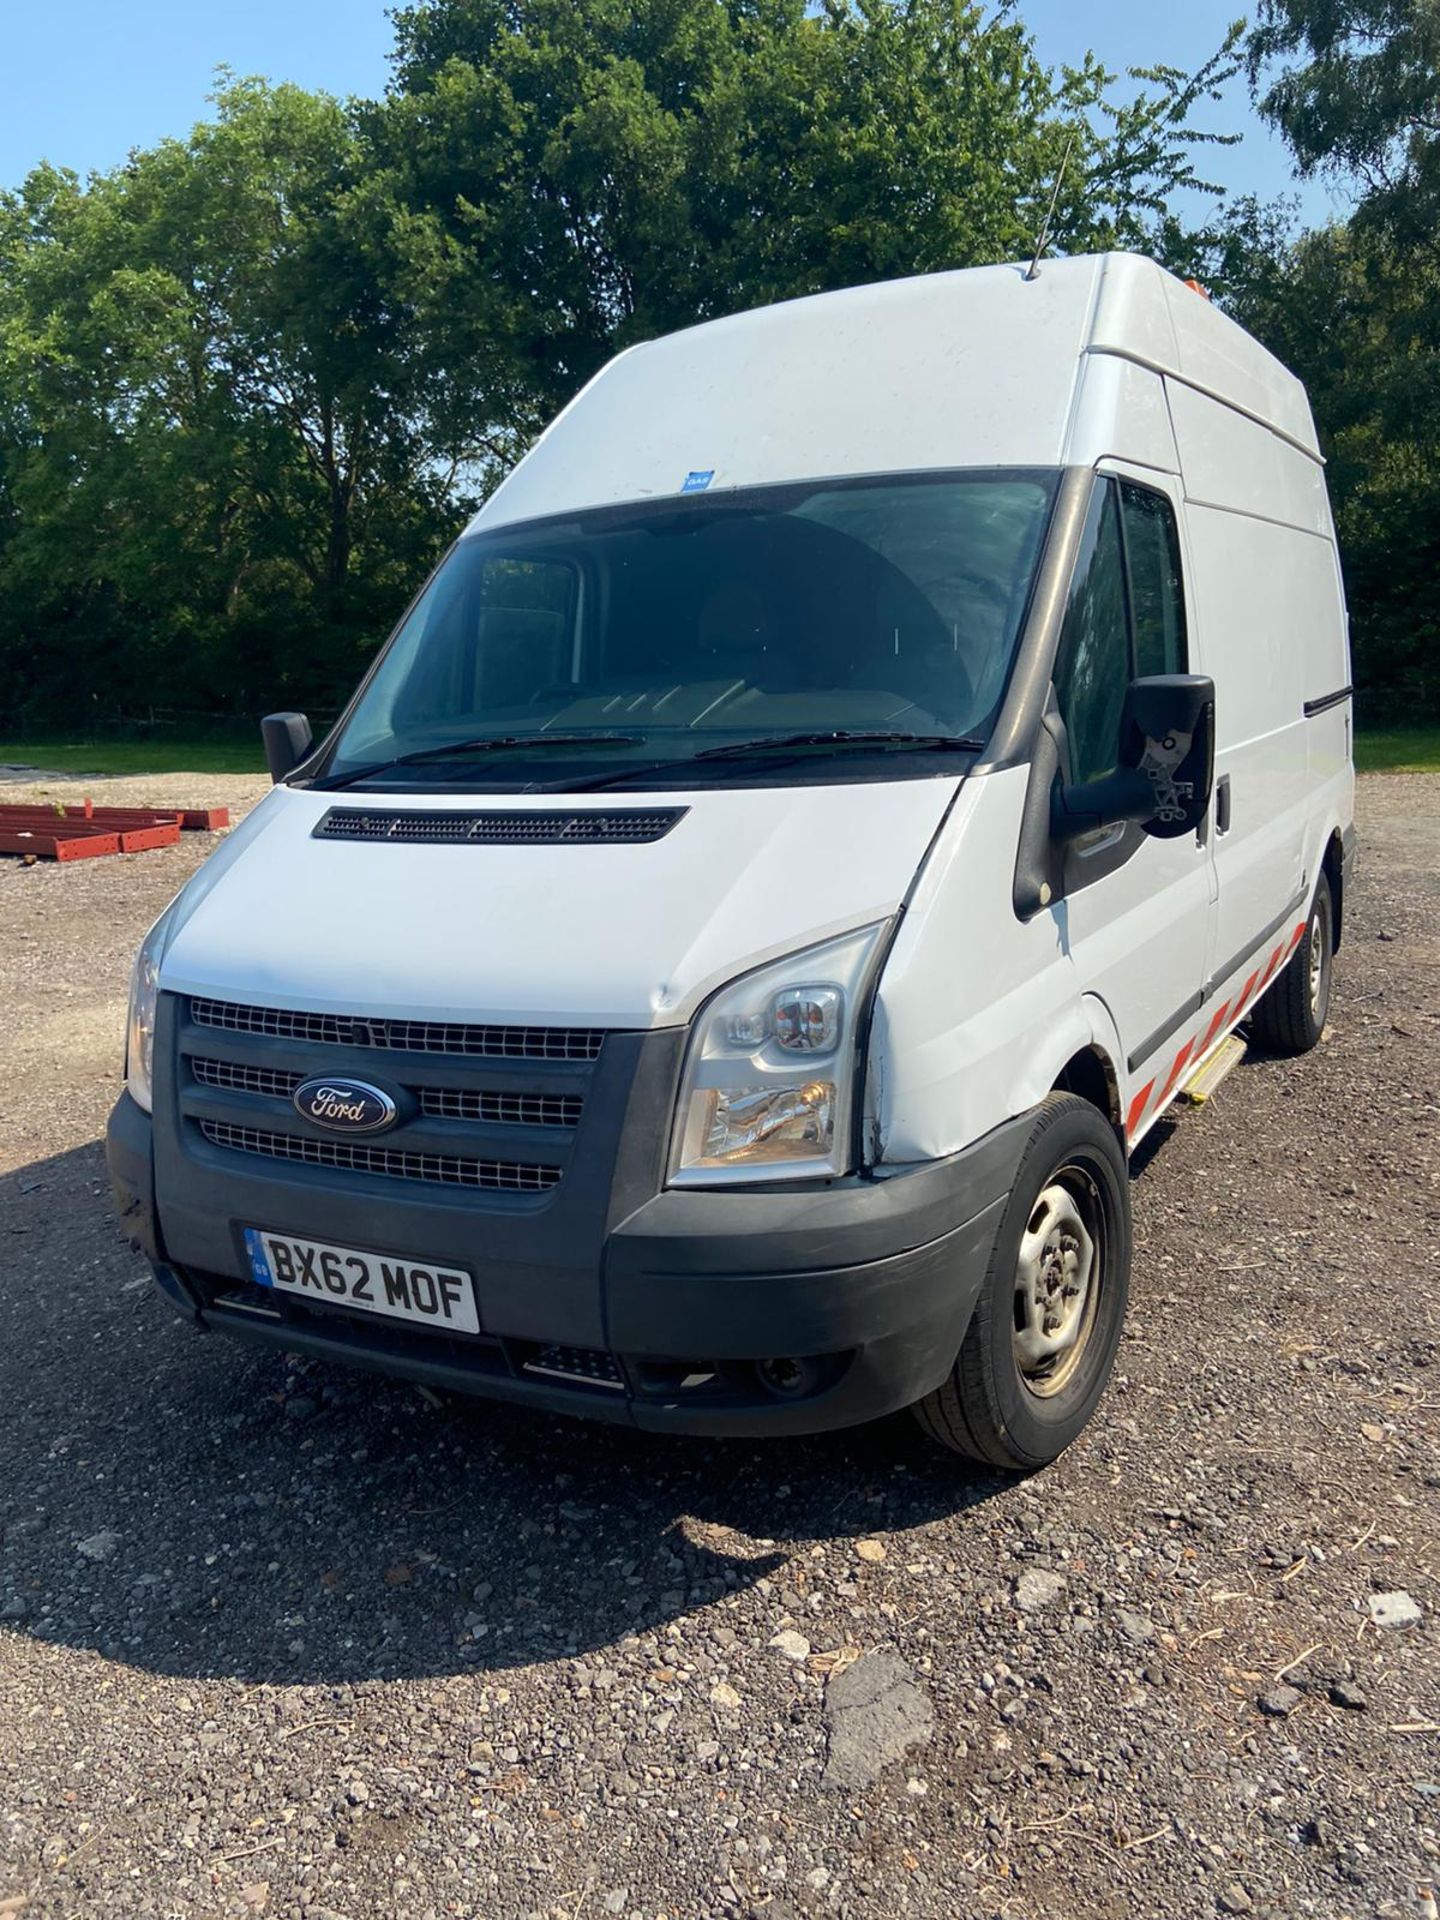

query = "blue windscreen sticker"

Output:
[[681, 469, 715, 493]]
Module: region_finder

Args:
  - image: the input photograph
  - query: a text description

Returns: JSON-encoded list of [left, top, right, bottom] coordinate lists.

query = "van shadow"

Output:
[[1127, 1115, 1179, 1182], [0, 1142, 1008, 1687]]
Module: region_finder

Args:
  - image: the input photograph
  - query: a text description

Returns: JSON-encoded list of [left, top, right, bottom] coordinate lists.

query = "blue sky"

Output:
[[1, 0, 1349, 226]]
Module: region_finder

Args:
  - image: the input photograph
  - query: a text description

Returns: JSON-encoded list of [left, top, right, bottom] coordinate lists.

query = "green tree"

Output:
[[0, 79, 458, 727], [377, 0, 1244, 453], [1235, 220, 1440, 712], [1248, 0, 1440, 218], [1244, 0, 1440, 714], [0, 4, 1255, 732]]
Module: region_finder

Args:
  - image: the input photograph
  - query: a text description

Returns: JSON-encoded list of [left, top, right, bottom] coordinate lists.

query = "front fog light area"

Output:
[[670, 923, 886, 1186]]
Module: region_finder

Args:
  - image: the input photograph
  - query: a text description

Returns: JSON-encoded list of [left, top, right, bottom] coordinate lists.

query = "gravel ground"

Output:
[[1, 771, 1436, 1920]]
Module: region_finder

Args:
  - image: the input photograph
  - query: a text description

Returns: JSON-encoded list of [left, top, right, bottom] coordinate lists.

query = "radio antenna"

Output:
[[1024, 130, 1077, 282]]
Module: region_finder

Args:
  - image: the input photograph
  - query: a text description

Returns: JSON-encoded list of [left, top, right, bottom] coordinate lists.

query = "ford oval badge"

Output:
[[293, 1076, 398, 1135]]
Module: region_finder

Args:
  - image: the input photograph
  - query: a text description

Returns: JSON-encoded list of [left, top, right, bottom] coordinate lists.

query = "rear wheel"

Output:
[[1250, 878, 1332, 1055], [912, 1093, 1130, 1470]]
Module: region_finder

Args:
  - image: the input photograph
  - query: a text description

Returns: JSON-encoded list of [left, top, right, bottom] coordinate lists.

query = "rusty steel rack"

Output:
[[0, 799, 229, 862]]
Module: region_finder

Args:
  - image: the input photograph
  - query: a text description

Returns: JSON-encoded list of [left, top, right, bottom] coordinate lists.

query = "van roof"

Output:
[[470, 252, 1319, 534]]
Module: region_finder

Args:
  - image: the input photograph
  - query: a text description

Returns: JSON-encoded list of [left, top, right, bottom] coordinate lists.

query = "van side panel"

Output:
[[1303, 535, 1354, 708], [1304, 533, 1355, 908], [1182, 502, 1319, 976], [1169, 363, 1349, 1003], [1166, 382, 1332, 535]]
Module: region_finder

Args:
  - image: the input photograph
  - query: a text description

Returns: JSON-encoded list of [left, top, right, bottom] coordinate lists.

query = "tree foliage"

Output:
[[0, 79, 457, 726], [374, 0, 1243, 450], [1241, 0, 1440, 715], [10, 0, 1428, 733], [1228, 220, 1440, 714], [1248, 0, 1440, 212]]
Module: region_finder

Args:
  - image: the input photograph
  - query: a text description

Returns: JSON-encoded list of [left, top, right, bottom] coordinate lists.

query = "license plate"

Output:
[[242, 1229, 479, 1335]]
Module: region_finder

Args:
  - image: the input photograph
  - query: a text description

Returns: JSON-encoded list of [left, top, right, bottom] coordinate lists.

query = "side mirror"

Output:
[[1122, 674, 1215, 838], [1053, 673, 1215, 844], [261, 711, 314, 784]]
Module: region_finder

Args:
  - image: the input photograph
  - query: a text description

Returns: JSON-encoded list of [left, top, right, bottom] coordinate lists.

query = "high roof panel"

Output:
[[1089, 253, 1319, 457], [470, 259, 1103, 531], [468, 252, 1317, 534]]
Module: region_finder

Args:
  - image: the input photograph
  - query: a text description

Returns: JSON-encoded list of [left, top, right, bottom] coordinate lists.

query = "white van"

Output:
[[108, 253, 1354, 1469]]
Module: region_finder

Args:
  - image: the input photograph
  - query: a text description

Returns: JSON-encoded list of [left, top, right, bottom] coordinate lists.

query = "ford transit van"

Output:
[[107, 253, 1355, 1469]]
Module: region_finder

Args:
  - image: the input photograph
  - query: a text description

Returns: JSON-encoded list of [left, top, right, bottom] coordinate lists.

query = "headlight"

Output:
[[669, 923, 887, 1186], [124, 905, 176, 1114]]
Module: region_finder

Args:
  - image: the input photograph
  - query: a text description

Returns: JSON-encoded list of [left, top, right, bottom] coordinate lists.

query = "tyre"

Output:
[[1249, 877, 1332, 1055], [912, 1093, 1131, 1471]]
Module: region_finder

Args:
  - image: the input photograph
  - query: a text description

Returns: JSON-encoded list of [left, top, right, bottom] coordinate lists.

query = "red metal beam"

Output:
[[82, 802, 230, 831], [0, 828, 124, 861], [0, 812, 178, 852], [113, 823, 182, 853], [0, 802, 228, 833]]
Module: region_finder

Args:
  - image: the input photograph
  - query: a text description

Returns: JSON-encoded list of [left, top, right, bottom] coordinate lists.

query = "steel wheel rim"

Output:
[[1012, 1164, 1104, 1399], [1308, 915, 1326, 1019]]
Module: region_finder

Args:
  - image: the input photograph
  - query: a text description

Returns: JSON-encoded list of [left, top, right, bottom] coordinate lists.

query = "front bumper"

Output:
[[107, 1088, 1024, 1439]]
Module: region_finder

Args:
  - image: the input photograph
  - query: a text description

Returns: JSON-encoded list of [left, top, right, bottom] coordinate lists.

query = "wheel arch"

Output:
[[1033, 993, 1125, 1138], [1052, 1044, 1123, 1134], [1322, 828, 1345, 951]]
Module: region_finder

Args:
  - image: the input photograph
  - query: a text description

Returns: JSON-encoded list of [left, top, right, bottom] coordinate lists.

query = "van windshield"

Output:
[[321, 470, 1057, 790]]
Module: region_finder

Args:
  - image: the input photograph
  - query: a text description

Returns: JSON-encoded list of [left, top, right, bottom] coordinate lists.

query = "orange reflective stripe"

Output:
[[1156, 1038, 1195, 1108], [1198, 999, 1232, 1055], [1231, 968, 1261, 1017], [1125, 1078, 1156, 1140], [1127, 913, 1312, 1146]]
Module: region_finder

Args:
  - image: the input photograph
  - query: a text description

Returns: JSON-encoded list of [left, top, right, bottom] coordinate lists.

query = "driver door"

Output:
[[1053, 470, 1215, 1129]]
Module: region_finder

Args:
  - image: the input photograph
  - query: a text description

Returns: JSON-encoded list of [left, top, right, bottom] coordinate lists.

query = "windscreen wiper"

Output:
[[691, 729, 986, 759], [548, 729, 986, 793], [306, 733, 645, 791]]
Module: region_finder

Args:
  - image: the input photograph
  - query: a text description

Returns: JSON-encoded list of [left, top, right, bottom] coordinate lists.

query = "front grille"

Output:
[[417, 1087, 582, 1128], [198, 1120, 561, 1194], [190, 998, 605, 1062], [315, 808, 685, 846], [193, 1057, 300, 1099], [191, 1056, 581, 1130]]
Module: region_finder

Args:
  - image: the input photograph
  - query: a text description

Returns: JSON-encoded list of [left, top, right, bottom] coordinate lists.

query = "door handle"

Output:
[[1215, 774, 1232, 835]]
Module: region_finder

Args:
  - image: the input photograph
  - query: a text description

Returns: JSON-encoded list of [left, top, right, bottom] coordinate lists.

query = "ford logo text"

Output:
[[293, 1076, 398, 1135]]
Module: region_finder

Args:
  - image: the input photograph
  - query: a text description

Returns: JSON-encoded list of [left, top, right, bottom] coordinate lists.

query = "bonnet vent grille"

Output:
[[314, 808, 686, 846]]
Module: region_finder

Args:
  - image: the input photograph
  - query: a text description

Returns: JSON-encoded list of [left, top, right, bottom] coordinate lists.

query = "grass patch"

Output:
[[1354, 727, 1440, 774], [4, 726, 1435, 779], [0, 736, 266, 776]]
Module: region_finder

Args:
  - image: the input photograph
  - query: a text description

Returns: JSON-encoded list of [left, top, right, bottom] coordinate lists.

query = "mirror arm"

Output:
[[1051, 767, 1156, 844]]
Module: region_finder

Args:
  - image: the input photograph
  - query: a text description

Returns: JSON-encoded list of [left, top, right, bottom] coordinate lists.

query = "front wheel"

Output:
[[912, 1094, 1131, 1470]]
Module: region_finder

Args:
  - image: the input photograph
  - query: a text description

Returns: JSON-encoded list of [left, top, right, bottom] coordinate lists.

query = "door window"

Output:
[[1053, 478, 1188, 783], [1053, 483, 1130, 784], [1120, 482, 1187, 678]]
